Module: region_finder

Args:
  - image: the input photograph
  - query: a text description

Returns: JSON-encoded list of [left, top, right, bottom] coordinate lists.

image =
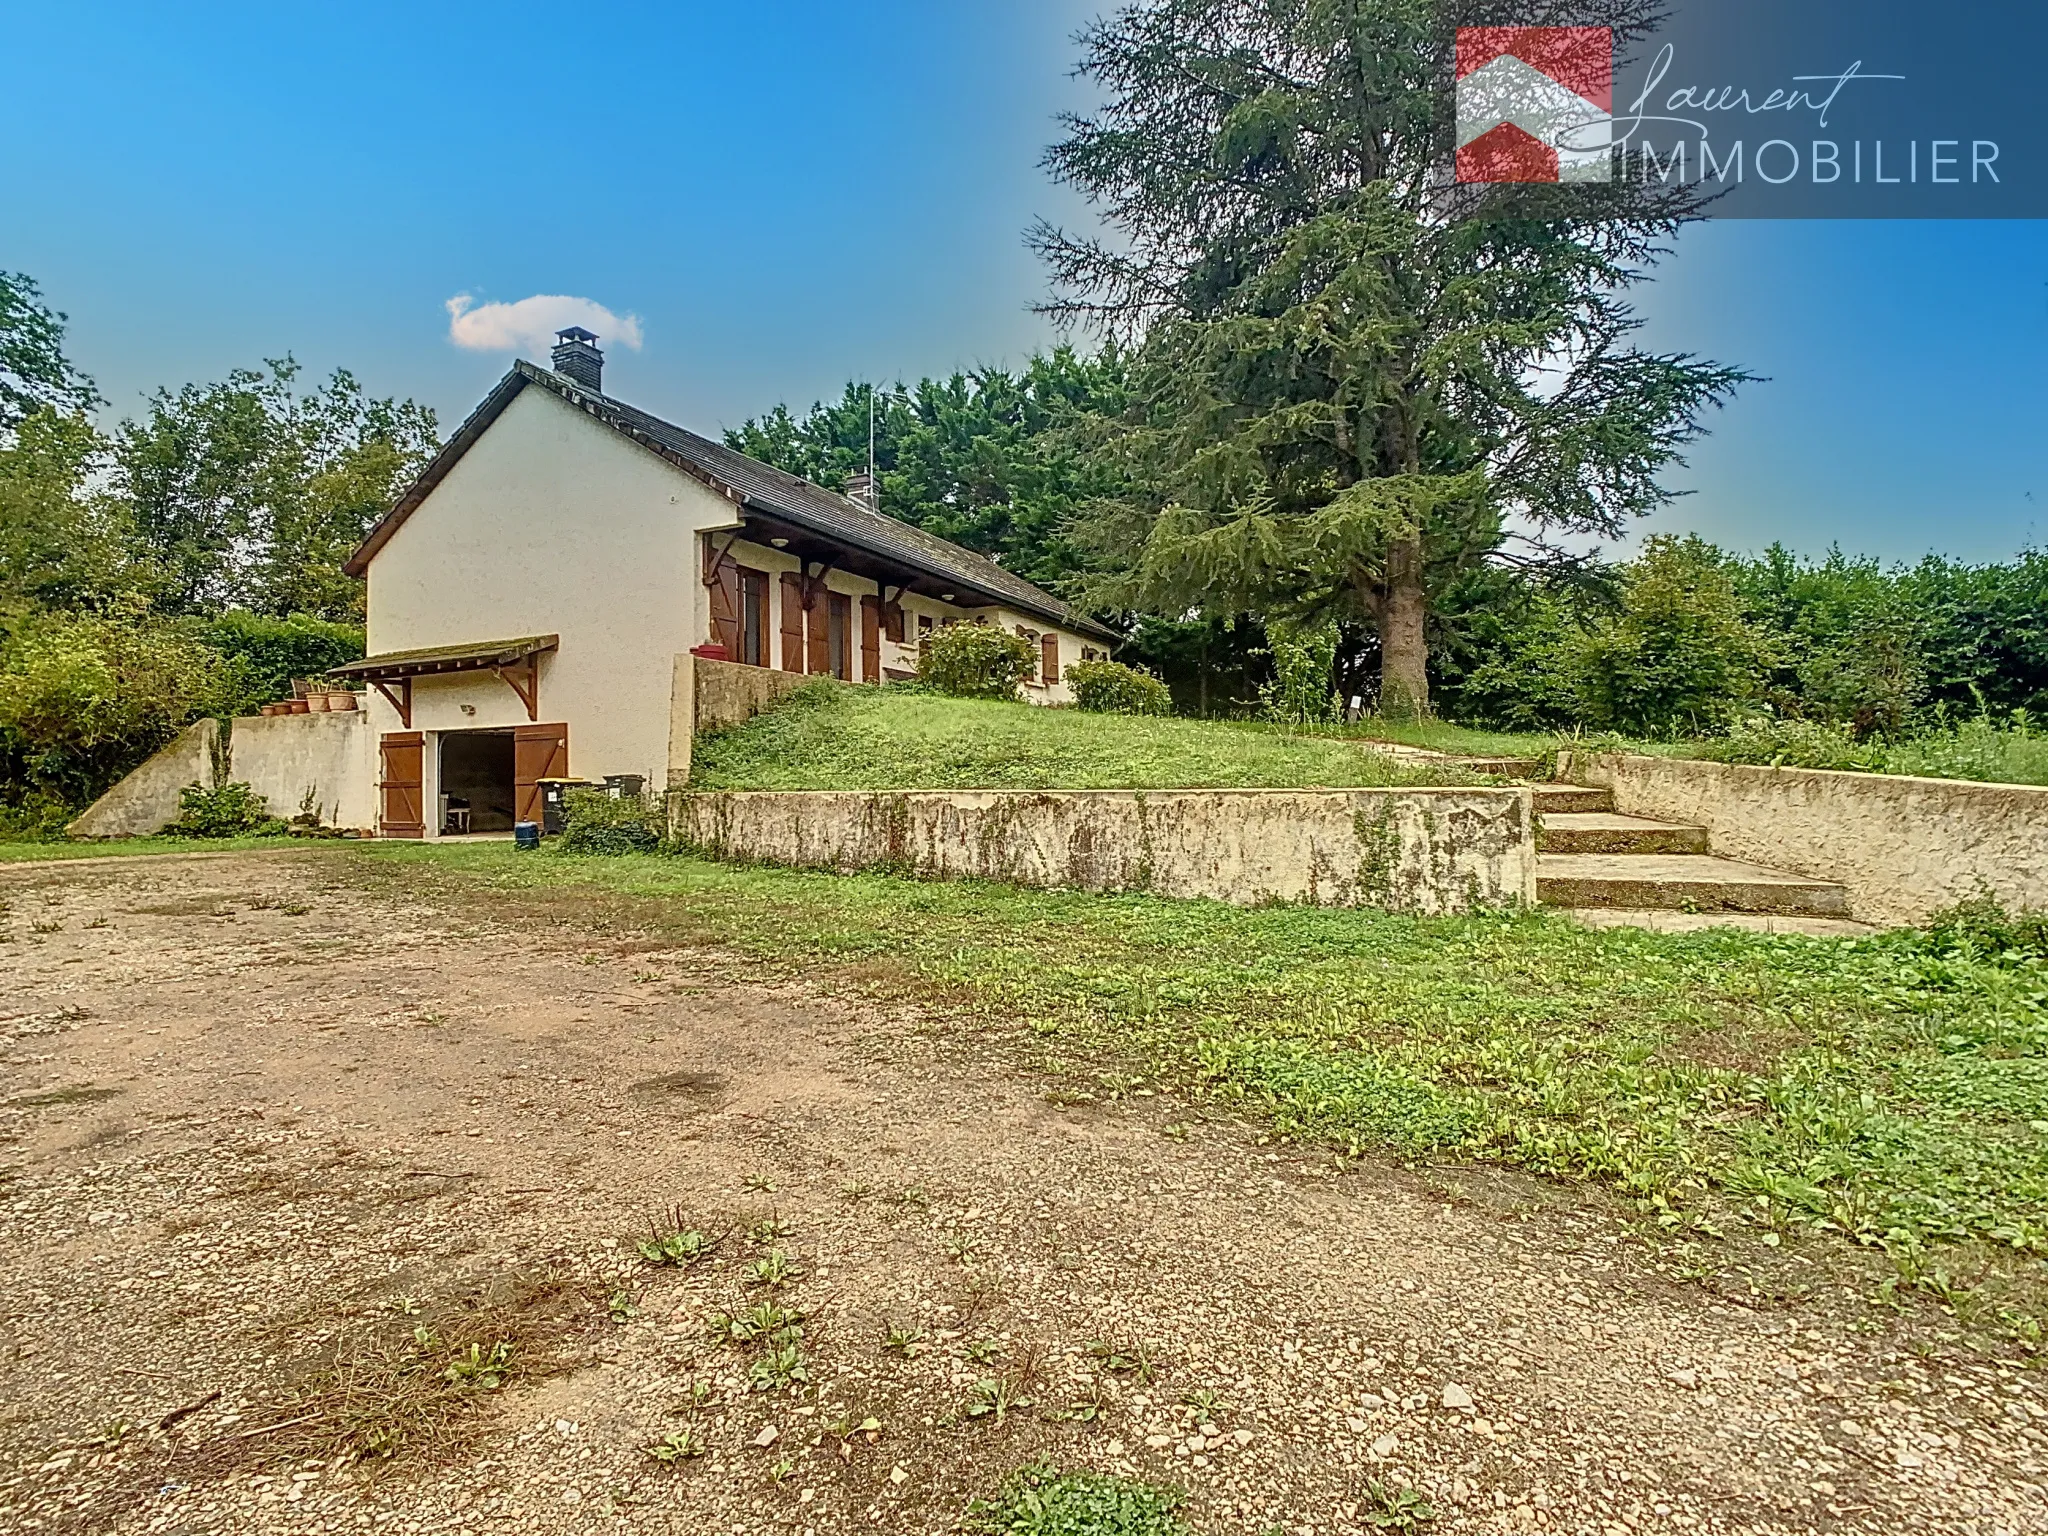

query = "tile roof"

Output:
[[346, 361, 1117, 643]]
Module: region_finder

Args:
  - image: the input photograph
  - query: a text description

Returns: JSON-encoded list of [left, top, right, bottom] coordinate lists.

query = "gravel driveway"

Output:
[[1, 849, 2041, 1536]]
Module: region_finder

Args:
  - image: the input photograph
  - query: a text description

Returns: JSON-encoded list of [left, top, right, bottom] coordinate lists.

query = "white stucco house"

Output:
[[283, 330, 1116, 839]]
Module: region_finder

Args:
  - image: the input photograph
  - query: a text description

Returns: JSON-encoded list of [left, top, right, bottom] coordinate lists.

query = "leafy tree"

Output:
[[114, 358, 438, 619], [1041, 0, 1745, 718], [726, 348, 1128, 587], [0, 410, 142, 614], [0, 272, 102, 432]]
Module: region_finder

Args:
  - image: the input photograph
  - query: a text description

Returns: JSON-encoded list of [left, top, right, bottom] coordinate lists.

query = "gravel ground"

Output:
[[0, 849, 2042, 1536]]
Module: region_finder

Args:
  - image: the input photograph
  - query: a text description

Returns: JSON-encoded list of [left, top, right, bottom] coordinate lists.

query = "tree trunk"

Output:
[[1378, 532, 1429, 720]]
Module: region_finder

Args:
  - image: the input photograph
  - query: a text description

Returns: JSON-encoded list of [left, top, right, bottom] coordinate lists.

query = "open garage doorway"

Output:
[[438, 730, 517, 834]]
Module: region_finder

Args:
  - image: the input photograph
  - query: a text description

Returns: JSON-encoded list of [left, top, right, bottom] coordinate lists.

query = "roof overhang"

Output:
[[331, 634, 559, 681]]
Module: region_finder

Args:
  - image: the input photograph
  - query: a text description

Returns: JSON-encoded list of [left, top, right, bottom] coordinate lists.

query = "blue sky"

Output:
[[4, 1, 2042, 565]]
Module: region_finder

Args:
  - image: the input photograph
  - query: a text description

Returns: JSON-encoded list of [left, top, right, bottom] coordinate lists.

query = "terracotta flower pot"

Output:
[[306, 691, 331, 712], [288, 698, 310, 714], [327, 690, 358, 711]]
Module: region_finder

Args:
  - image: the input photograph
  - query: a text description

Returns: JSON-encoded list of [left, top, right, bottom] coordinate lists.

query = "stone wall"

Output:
[[693, 656, 817, 733], [1558, 751, 2048, 927], [668, 787, 1536, 914]]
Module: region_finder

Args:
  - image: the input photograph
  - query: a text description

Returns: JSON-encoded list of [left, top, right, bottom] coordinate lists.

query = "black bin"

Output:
[[536, 778, 597, 837]]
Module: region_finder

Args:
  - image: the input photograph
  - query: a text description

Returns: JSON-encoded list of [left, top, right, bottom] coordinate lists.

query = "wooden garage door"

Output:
[[513, 723, 569, 826], [378, 732, 425, 839]]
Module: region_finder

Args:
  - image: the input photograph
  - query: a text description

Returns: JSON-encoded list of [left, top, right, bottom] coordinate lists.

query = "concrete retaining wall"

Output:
[[226, 712, 378, 832], [68, 720, 221, 839], [68, 713, 378, 838], [668, 787, 1536, 914], [694, 656, 816, 734], [1558, 750, 2048, 927]]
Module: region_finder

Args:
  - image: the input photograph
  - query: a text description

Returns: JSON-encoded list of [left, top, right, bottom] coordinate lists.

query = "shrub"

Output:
[[921, 623, 1037, 702], [0, 608, 228, 806], [1067, 659, 1172, 716], [1886, 712, 2048, 788], [1691, 716, 1884, 773], [0, 795, 75, 843], [162, 781, 285, 838], [1568, 535, 1773, 737], [1916, 894, 2048, 963], [206, 610, 365, 715], [558, 788, 664, 855], [1259, 624, 1339, 724], [966, 1463, 1185, 1536]]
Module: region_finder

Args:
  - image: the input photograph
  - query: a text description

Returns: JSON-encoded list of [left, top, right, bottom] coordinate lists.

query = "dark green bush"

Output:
[[1917, 895, 2048, 963], [206, 610, 364, 715], [558, 788, 664, 855], [161, 781, 285, 838], [1067, 658, 1172, 716], [921, 623, 1037, 701]]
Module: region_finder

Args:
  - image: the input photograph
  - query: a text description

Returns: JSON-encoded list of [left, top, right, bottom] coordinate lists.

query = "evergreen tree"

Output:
[[1039, 0, 1745, 716]]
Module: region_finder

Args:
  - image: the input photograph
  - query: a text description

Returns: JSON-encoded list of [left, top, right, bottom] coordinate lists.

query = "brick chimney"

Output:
[[551, 327, 604, 391], [845, 471, 878, 512]]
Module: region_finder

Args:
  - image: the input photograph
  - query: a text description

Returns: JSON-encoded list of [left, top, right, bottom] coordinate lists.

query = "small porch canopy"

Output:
[[332, 634, 558, 729]]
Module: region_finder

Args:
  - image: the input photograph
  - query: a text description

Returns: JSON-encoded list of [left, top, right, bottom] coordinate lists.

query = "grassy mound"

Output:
[[686, 683, 1463, 792]]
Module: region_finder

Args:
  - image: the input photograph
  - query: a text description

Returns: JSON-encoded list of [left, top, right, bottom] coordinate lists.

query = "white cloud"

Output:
[[444, 293, 645, 354]]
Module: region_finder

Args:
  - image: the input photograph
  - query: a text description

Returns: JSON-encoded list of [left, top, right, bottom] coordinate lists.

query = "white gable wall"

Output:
[[364, 385, 742, 791]]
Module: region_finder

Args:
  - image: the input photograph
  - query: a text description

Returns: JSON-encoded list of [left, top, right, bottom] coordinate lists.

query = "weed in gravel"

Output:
[[963, 1375, 1035, 1426], [961, 1337, 1003, 1365], [606, 1288, 638, 1324], [1180, 1387, 1227, 1419], [966, 1462, 1185, 1534], [882, 1322, 927, 1357], [1088, 1338, 1158, 1384], [743, 1172, 777, 1193], [747, 1214, 792, 1243], [1361, 1479, 1436, 1530], [946, 1230, 983, 1264], [746, 1248, 798, 1287], [749, 1339, 810, 1392], [710, 1301, 802, 1344], [644, 1427, 707, 1463], [214, 1272, 595, 1468], [6, 1084, 122, 1108], [637, 1226, 710, 1266]]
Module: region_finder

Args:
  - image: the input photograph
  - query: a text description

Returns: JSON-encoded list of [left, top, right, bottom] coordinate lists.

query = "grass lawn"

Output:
[[0, 834, 315, 862], [1308, 715, 1562, 760], [687, 683, 1471, 791], [356, 839, 2048, 1335]]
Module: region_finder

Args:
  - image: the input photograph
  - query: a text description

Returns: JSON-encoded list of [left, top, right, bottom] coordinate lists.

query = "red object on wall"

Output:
[[690, 643, 728, 660]]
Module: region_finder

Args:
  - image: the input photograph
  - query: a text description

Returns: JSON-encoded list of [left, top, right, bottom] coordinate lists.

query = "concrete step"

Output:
[[1537, 853, 1852, 916], [1531, 784, 1614, 814], [1537, 811, 1710, 856], [1564, 908, 1879, 938], [1449, 755, 1547, 777]]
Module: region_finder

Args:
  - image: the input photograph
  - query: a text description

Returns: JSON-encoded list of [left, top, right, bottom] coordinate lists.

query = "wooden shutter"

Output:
[[779, 572, 805, 672], [1041, 632, 1060, 685], [377, 733, 425, 840], [859, 595, 882, 683], [703, 539, 741, 657], [882, 600, 905, 644], [513, 722, 569, 826], [806, 589, 830, 675]]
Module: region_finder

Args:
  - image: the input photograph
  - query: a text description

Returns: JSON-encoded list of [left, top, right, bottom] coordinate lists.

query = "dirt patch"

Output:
[[0, 849, 2042, 1536]]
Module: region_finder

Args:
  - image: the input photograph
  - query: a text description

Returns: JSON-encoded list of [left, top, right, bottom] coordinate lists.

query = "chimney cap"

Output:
[[555, 325, 600, 343]]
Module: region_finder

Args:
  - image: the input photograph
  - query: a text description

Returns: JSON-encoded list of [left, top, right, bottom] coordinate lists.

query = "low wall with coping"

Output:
[[668, 787, 1536, 914], [1558, 750, 2048, 927], [695, 656, 815, 733], [227, 711, 377, 831]]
